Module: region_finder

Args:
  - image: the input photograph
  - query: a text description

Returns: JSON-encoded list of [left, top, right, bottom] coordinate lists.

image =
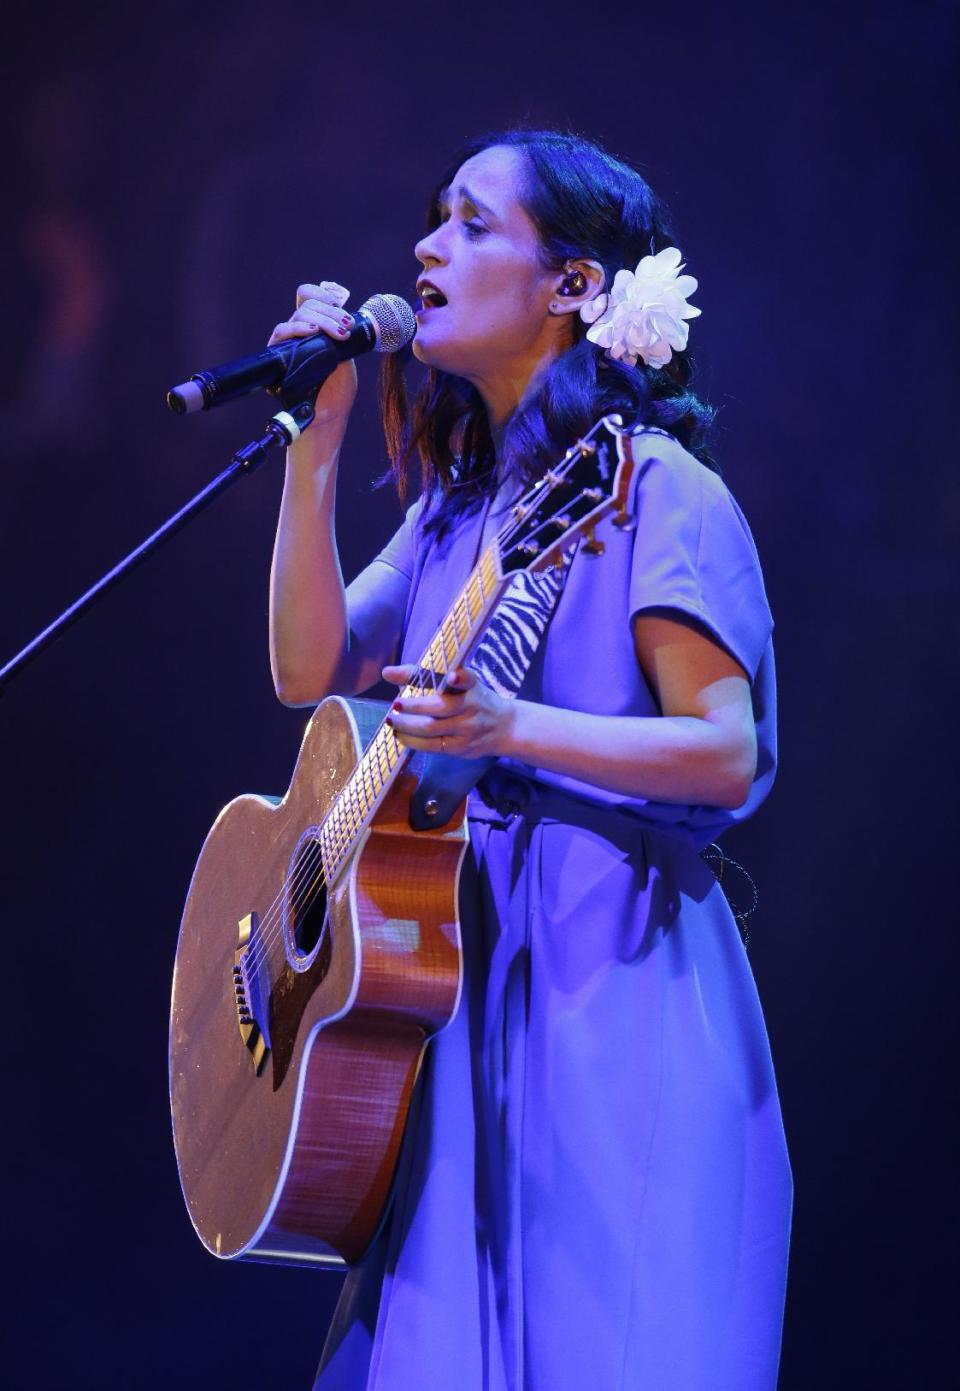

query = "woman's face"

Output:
[[412, 145, 560, 393]]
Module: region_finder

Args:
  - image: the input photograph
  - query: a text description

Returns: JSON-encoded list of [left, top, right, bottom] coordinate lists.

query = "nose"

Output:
[[415, 222, 447, 268]]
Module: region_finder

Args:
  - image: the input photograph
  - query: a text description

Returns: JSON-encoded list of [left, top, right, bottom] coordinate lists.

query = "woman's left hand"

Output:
[[383, 664, 515, 758]]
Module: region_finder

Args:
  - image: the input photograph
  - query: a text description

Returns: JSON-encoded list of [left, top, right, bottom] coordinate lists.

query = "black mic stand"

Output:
[[0, 397, 316, 692]]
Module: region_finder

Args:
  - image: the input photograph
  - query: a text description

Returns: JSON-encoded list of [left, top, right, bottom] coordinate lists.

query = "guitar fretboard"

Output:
[[318, 541, 504, 883]]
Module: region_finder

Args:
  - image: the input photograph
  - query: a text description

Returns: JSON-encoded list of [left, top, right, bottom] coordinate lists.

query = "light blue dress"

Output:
[[314, 430, 792, 1391]]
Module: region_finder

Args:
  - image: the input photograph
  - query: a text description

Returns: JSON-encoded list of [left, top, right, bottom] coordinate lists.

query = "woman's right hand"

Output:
[[268, 280, 359, 434]]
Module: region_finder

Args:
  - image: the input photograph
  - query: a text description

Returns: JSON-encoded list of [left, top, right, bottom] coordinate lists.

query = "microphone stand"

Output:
[[0, 397, 315, 692]]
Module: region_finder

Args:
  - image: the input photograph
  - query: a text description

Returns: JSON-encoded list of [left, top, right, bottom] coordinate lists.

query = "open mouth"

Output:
[[417, 284, 448, 312]]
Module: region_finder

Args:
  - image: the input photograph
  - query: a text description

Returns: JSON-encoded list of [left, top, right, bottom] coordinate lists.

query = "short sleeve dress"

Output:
[[314, 430, 792, 1391]]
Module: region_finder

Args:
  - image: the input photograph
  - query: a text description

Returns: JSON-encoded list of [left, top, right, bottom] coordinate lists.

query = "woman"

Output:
[[269, 129, 792, 1391]]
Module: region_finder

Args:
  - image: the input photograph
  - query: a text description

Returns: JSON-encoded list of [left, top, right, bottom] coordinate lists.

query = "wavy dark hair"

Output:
[[380, 128, 717, 537]]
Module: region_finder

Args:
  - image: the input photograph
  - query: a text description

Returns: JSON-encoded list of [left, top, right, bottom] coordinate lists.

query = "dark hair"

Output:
[[380, 128, 717, 537]]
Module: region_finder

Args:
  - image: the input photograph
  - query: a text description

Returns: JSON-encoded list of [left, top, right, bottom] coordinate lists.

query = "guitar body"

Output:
[[169, 415, 635, 1272], [169, 695, 466, 1267]]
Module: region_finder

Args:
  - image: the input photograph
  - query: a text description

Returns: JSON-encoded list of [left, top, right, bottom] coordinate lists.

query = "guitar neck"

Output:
[[319, 540, 505, 883], [317, 413, 635, 885]]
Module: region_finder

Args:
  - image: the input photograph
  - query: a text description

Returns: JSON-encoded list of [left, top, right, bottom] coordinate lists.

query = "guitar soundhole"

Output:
[[285, 834, 332, 971]]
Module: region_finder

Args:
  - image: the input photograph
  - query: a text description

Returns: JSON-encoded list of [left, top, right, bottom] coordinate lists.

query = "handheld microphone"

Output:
[[166, 293, 416, 415]]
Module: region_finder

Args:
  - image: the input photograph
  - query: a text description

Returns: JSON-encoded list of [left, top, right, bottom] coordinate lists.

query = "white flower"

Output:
[[580, 246, 701, 369]]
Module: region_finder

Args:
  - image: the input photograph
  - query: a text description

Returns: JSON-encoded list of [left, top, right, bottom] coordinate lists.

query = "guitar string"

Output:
[[239, 612, 487, 982], [239, 472, 596, 984], [237, 438, 607, 983], [243, 585, 543, 980], [239, 535, 501, 978], [240, 651, 452, 981], [238, 609, 480, 980], [239, 616, 487, 982], [237, 431, 612, 981], [239, 685, 421, 980]]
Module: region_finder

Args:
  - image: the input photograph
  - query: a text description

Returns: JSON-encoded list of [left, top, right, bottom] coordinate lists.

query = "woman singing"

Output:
[[268, 128, 792, 1391]]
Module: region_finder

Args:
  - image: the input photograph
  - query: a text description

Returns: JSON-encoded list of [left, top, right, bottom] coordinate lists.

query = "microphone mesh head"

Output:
[[360, 294, 417, 353]]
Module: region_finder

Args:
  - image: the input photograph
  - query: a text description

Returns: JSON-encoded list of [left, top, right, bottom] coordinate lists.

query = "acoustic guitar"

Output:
[[169, 414, 637, 1268]]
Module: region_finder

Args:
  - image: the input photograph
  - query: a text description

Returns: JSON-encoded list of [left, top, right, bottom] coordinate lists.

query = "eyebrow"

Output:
[[439, 183, 499, 222]]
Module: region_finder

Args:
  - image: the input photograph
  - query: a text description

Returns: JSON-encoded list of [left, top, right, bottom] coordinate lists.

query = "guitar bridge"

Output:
[[233, 912, 271, 1075]]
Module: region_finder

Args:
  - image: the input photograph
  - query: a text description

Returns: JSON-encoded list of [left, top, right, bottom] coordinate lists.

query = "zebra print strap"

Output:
[[468, 551, 573, 698], [408, 540, 573, 830]]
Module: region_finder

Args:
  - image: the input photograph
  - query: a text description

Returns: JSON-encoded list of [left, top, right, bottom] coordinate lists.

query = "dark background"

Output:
[[1, 1, 956, 1386]]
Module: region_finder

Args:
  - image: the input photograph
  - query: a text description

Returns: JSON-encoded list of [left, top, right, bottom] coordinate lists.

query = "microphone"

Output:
[[166, 293, 416, 415]]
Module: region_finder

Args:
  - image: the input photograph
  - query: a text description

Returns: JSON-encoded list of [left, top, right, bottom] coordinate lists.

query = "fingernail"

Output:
[[341, 315, 352, 328]]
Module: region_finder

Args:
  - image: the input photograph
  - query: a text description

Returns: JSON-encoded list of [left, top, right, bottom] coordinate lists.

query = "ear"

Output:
[[549, 259, 606, 316]]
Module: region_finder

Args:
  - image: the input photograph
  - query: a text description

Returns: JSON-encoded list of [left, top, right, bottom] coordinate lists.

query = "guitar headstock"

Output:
[[497, 415, 638, 575]]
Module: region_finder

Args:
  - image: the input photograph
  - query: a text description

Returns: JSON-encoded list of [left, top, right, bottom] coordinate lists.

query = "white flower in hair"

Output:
[[580, 246, 701, 369]]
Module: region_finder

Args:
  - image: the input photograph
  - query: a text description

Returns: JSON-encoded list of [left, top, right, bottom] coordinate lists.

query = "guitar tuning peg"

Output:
[[612, 508, 635, 532], [581, 526, 605, 556]]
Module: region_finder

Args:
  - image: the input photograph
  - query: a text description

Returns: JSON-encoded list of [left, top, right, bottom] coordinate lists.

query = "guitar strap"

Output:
[[408, 548, 574, 830]]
